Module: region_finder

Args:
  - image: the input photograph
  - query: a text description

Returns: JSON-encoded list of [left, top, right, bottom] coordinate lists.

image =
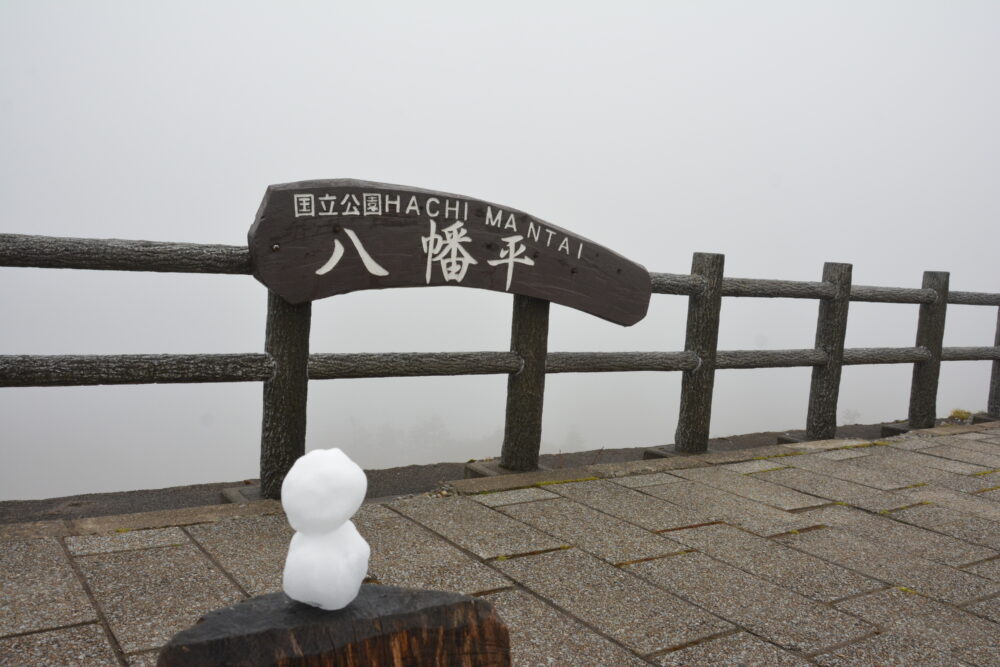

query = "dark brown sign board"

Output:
[[248, 179, 651, 326]]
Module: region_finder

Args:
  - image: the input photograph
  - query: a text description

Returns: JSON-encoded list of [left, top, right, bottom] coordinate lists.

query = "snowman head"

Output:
[[281, 448, 368, 533]]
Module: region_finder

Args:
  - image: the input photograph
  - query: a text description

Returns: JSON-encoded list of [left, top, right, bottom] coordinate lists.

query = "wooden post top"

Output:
[[248, 179, 651, 326]]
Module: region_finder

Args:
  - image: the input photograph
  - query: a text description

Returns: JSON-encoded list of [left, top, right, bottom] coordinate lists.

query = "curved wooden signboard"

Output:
[[248, 180, 651, 326]]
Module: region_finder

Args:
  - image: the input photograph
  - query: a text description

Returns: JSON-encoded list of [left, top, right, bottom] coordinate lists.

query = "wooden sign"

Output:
[[248, 179, 651, 326]]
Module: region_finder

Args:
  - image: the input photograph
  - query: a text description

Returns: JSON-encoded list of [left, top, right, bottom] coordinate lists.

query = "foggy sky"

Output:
[[1, 1, 997, 500]]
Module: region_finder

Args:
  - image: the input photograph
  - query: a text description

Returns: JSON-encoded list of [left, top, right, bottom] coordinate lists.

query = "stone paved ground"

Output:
[[2, 423, 1000, 665]]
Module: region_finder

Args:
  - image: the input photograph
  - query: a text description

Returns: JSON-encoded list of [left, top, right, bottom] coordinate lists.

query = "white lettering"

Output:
[[363, 193, 382, 216], [406, 196, 421, 215], [425, 197, 440, 217], [545, 229, 557, 247], [486, 206, 504, 227], [341, 194, 361, 216], [527, 221, 541, 242], [384, 194, 401, 214], [558, 237, 570, 254], [445, 199, 460, 219], [317, 194, 337, 216], [504, 214, 518, 231]]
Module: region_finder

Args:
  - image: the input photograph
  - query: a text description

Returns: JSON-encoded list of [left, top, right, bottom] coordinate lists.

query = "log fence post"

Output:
[[908, 271, 949, 429], [806, 263, 852, 439], [674, 253, 724, 453], [989, 306, 1000, 418], [499, 295, 549, 471], [260, 291, 312, 499]]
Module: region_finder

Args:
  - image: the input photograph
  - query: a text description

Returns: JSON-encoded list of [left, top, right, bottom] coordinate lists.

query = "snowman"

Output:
[[280, 448, 371, 611]]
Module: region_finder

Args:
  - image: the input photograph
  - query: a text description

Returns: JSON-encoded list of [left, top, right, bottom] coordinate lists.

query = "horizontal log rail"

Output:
[[0, 354, 273, 387], [3, 346, 996, 387], [0, 233, 251, 275], [546, 352, 698, 373], [308, 352, 523, 379]]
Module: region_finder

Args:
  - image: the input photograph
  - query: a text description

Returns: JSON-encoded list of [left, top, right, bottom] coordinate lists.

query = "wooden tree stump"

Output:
[[157, 585, 510, 666]]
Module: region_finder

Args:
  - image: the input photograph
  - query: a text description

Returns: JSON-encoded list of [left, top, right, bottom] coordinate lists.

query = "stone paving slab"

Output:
[[687, 444, 804, 464], [894, 485, 1000, 522], [815, 449, 872, 460], [69, 500, 282, 535], [855, 448, 991, 475], [640, 480, 817, 535], [186, 514, 292, 596], [754, 466, 913, 512], [353, 503, 510, 594], [886, 437, 939, 450], [919, 444, 1000, 469], [471, 487, 558, 507], [776, 526, 999, 604], [717, 459, 791, 473], [611, 471, 686, 488], [667, 523, 882, 602], [585, 456, 704, 478], [482, 589, 648, 666], [799, 504, 997, 567], [783, 438, 869, 451], [670, 467, 826, 510], [0, 624, 119, 666], [965, 595, 1000, 624], [655, 631, 809, 666], [495, 548, 732, 654], [0, 520, 70, 539], [499, 497, 684, 564], [783, 453, 922, 490], [939, 436, 1000, 455], [127, 650, 160, 666], [964, 558, 1000, 582], [547, 480, 710, 531], [834, 587, 1000, 665], [628, 551, 873, 654], [66, 527, 190, 556], [447, 468, 601, 495], [812, 630, 975, 666], [892, 503, 1000, 550], [914, 470, 1000, 494], [0, 538, 95, 636], [389, 496, 565, 559], [75, 544, 243, 653]]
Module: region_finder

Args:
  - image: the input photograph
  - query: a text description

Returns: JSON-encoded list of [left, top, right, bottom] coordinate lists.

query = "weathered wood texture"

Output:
[[992, 308, 1000, 418], [156, 586, 510, 667], [499, 295, 549, 471], [308, 352, 523, 379], [653, 274, 835, 299], [0, 233, 250, 274], [714, 349, 827, 369], [949, 291, 1000, 306], [851, 285, 936, 304], [721, 278, 835, 300], [807, 263, 852, 440], [546, 351, 698, 373], [0, 354, 272, 386], [650, 272, 706, 295], [261, 292, 311, 500], [674, 253, 724, 453], [940, 347, 1000, 361], [842, 347, 931, 365], [248, 180, 650, 326], [909, 272, 949, 428]]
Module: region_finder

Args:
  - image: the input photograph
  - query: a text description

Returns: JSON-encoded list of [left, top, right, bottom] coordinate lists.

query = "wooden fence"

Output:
[[2, 233, 998, 499]]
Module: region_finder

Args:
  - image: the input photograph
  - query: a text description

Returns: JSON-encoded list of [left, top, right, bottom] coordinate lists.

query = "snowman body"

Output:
[[281, 448, 370, 611]]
